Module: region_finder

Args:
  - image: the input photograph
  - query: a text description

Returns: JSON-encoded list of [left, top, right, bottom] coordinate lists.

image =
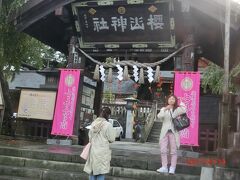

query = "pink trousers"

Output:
[[159, 132, 177, 168]]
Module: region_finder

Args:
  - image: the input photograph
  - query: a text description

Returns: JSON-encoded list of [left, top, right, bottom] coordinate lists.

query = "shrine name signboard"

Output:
[[72, 0, 175, 49]]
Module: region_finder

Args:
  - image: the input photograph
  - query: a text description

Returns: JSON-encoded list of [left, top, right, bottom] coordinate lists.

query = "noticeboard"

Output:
[[17, 89, 56, 120], [72, 0, 175, 50]]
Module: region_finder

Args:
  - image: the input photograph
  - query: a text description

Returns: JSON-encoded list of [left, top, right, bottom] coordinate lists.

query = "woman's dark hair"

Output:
[[100, 107, 111, 119], [166, 94, 179, 111]]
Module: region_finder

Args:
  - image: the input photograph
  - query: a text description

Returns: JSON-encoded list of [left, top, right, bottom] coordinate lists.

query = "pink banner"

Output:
[[51, 69, 80, 136], [174, 72, 200, 146]]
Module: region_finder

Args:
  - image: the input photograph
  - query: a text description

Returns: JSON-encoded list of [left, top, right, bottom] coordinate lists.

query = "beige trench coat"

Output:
[[84, 117, 115, 175], [157, 104, 186, 148]]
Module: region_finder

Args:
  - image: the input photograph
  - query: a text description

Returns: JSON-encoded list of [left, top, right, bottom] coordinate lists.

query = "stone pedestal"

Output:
[[214, 167, 240, 180], [200, 167, 213, 180], [227, 149, 240, 169], [47, 139, 72, 146]]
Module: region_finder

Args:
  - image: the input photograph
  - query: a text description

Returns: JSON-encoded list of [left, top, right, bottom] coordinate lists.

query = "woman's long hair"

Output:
[[166, 94, 179, 111]]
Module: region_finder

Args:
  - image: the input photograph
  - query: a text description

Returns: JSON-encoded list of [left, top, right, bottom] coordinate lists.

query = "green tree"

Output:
[[0, 0, 66, 133], [202, 62, 240, 94], [40, 46, 67, 69]]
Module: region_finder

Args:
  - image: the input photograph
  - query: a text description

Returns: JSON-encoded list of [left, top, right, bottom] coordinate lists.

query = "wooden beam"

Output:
[[178, 0, 239, 30], [223, 0, 230, 93], [12, 0, 75, 31], [218, 0, 231, 149]]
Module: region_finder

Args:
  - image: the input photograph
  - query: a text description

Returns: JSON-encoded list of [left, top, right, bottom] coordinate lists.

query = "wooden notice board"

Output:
[[18, 89, 56, 120]]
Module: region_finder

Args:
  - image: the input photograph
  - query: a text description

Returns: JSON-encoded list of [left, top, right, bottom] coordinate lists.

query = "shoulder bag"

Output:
[[170, 111, 190, 131], [80, 121, 104, 160], [80, 142, 91, 160]]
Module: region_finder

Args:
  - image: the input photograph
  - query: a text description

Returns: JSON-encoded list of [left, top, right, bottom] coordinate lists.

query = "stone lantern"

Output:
[[124, 97, 139, 139]]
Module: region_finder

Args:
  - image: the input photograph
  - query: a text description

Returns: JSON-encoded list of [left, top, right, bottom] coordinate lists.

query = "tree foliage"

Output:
[[202, 62, 240, 94], [0, 0, 66, 72], [0, 0, 66, 134]]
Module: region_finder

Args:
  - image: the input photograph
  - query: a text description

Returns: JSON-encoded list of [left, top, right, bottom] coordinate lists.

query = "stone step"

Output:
[[0, 146, 201, 176], [149, 132, 160, 136], [0, 163, 200, 180], [147, 121, 162, 143], [151, 126, 162, 129], [152, 124, 162, 128], [150, 129, 161, 133], [0, 155, 201, 175], [146, 139, 159, 143], [152, 122, 162, 126], [0, 155, 84, 173], [147, 136, 159, 143], [147, 135, 160, 142], [0, 164, 133, 180], [0, 175, 38, 180], [147, 136, 159, 141], [151, 128, 161, 131], [0, 165, 43, 179]]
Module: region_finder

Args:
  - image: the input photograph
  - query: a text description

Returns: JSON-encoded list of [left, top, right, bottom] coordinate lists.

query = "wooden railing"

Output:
[[200, 129, 218, 152]]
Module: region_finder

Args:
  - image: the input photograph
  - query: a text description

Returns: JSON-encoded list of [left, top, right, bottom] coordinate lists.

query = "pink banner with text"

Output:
[[174, 72, 200, 146], [51, 69, 80, 136]]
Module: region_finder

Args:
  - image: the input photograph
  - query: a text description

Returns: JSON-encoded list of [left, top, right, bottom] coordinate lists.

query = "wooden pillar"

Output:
[[181, 34, 195, 71], [178, 0, 195, 71], [66, 36, 86, 136], [236, 96, 240, 132], [73, 72, 85, 136], [218, 94, 231, 148], [218, 0, 231, 150], [0, 82, 4, 132], [93, 81, 103, 117]]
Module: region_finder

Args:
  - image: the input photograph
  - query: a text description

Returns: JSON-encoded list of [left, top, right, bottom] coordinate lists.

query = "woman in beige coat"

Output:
[[84, 107, 115, 180], [156, 95, 186, 175]]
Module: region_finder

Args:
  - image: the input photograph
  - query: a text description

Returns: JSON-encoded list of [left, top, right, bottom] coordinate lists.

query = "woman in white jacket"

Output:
[[156, 95, 186, 174], [84, 107, 115, 180]]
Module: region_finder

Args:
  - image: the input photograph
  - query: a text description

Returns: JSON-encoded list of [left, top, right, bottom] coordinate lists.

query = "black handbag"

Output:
[[170, 112, 190, 131]]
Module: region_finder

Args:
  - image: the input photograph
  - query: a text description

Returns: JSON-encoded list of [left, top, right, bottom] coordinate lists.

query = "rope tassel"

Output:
[[139, 68, 145, 84], [123, 65, 129, 81], [107, 67, 113, 83], [154, 66, 161, 82], [93, 64, 100, 81]]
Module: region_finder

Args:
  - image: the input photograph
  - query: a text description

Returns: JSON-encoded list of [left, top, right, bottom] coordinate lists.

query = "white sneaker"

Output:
[[169, 166, 175, 174], [156, 167, 168, 173]]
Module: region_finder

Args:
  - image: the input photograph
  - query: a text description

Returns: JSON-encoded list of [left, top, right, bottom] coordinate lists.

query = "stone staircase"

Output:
[[147, 121, 162, 143], [0, 143, 202, 180]]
